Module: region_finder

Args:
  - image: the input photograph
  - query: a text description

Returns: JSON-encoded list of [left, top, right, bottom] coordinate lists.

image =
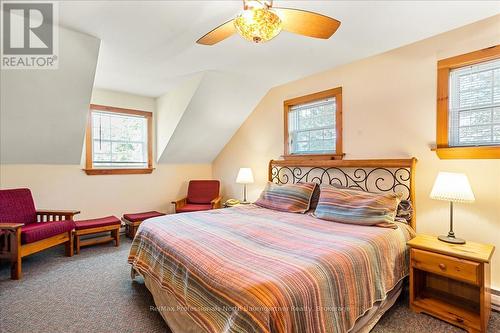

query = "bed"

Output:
[[128, 158, 417, 333]]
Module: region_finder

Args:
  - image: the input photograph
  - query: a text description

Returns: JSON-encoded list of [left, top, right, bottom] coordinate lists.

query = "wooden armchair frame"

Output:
[[171, 196, 222, 213], [0, 209, 80, 279]]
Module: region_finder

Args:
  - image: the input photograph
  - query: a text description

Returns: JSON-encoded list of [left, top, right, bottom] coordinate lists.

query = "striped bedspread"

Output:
[[128, 205, 415, 333]]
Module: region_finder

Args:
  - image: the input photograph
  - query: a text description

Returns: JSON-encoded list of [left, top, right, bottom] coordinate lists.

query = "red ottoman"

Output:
[[74, 216, 121, 254], [122, 211, 165, 239]]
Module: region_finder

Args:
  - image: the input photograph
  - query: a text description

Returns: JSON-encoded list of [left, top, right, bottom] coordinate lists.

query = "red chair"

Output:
[[172, 180, 222, 213], [0, 188, 80, 279]]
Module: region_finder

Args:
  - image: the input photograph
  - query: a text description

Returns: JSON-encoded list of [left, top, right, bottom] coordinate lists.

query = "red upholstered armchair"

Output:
[[171, 180, 222, 213], [0, 188, 80, 279]]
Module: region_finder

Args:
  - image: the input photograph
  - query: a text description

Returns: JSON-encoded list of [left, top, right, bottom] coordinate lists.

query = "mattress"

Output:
[[128, 205, 415, 333]]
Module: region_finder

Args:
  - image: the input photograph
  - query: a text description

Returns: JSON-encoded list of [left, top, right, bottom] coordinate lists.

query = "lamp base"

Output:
[[240, 201, 251, 205], [438, 235, 466, 244]]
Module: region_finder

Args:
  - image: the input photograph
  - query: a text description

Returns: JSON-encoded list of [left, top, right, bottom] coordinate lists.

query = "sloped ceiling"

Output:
[[55, 1, 498, 164], [156, 73, 204, 162], [159, 71, 268, 163], [58, 1, 500, 97], [2, 1, 498, 165], [0, 27, 100, 164]]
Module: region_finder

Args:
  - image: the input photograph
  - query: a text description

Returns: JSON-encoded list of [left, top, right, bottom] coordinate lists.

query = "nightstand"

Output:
[[407, 234, 495, 333]]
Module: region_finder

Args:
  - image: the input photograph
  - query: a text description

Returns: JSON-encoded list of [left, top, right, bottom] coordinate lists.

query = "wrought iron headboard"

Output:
[[268, 158, 417, 229]]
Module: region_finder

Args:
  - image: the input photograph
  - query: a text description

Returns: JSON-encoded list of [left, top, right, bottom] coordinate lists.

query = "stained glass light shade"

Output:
[[234, 8, 282, 43]]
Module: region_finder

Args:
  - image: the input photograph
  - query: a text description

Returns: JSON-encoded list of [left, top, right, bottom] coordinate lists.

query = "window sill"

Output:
[[83, 168, 155, 175], [282, 154, 345, 161], [432, 146, 500, 159]]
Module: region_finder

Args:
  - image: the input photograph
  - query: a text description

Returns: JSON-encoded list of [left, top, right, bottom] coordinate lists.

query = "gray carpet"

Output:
[[1, 236, 498, 333]]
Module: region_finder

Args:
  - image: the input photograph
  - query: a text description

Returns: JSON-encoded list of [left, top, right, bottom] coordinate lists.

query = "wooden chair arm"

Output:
[[211, 196, 222, 209], [0, 223, 22, 279], [36, 209, 81, 221], [0, 223, 24, 231], [171, 198, 187, 212]]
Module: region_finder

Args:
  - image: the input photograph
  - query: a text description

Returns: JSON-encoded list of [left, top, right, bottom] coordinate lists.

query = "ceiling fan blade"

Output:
[[274, 8, 341, 39], [197, 19, 236, 45]]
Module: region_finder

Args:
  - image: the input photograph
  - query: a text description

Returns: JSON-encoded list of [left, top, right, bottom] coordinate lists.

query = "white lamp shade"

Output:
[[236, 168, 254, 184], [430, 172, 475, 203]]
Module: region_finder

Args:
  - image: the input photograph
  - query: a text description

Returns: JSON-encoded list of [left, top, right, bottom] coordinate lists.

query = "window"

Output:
[[435, 45, 500, 159], [284, 87, 343, 159], [85, 104, 153, 175], [449, 59, 500, 146]]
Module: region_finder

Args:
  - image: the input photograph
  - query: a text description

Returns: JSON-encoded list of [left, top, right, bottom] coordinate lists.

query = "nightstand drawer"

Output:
[[411, 249, 480, 285]]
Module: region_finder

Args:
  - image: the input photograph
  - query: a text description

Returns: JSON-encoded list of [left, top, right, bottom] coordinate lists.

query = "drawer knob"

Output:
[[438, 263, 446, 270]]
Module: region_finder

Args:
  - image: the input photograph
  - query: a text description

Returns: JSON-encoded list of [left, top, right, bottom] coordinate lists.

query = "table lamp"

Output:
[[236, 167, 254, 204], [430, 172, 475, 244]]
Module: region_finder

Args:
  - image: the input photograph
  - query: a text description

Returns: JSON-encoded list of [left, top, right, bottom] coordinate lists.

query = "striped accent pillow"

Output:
[[313, 185, 402, 226], [255, 182, 317, 213]]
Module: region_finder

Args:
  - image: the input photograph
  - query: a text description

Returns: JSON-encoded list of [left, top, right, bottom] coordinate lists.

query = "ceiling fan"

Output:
[[197, 0, 341, 45]]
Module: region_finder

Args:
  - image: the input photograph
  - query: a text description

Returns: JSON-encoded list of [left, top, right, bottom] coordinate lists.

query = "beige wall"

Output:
[[213, 16, 500, 288], [0, 164, 212, 218], [0, 89, 213, 218]]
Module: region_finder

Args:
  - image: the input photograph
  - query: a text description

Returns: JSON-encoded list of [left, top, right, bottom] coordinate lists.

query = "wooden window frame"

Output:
[[283, 87, 343, 160], [434, 45, 500, 159], [84, 104, 154, 175]]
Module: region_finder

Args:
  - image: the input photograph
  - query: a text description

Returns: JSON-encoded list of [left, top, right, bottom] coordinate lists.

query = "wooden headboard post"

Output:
[[268, 158, 418, 230]]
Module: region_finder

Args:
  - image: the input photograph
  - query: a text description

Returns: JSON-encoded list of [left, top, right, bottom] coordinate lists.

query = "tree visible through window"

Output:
[[85, 105, 153, 175], [284, 87, 343, 158], [448, 58, 500, 147], [435, 45, 500, 159], [92, 111, 147, 168], [288, 98, 336, 154]]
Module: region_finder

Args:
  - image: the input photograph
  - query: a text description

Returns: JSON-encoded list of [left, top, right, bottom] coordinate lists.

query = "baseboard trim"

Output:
[[492, 288, 500, 312]]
